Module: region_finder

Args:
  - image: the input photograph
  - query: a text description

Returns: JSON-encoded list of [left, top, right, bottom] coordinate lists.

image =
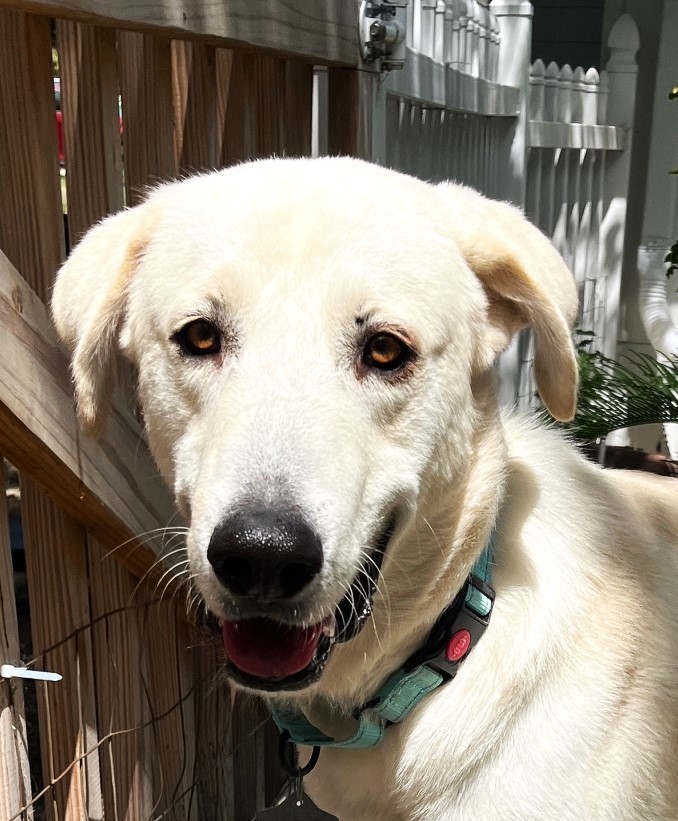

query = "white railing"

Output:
[[356, 5, 639, 414], [515, 15, 639, 410], [381, 1, 519, 196], [408, 0, 500, 82]]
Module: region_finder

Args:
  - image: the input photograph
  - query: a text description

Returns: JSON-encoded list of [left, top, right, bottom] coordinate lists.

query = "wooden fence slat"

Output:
[[219, 50, 253, 166], [0, 469, 32, 818], [21, 481, 103, 821], [118, 31, 176, 203], [142, 602, 197, 820], [232, 695, 269, 821], [327, 67, 372, 159], [255, 55, 285, 159], [57, 20, 124, 245], [87, 535, 154, 819], [0, 9, 65, 298], [193, 643, 234, 820], [172, 39, 218, 174], [284, 60, 313, 158]]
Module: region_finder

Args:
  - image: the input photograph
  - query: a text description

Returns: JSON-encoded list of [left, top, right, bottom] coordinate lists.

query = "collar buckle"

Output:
[[404, 574, 495, 682]]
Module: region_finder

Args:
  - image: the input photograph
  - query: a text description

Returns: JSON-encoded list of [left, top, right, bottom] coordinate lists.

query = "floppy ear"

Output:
[[51, 204, 154, 435], [436, 184, 578, 422]]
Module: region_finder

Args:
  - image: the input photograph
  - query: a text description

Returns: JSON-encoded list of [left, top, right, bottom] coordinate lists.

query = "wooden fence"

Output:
[[0, 2, 362, 818], [0, 0, 639, 818]]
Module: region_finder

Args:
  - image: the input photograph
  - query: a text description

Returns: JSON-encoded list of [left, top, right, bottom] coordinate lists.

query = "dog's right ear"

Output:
[[436, 183, 578, 421], [51, 204, 154, 435]]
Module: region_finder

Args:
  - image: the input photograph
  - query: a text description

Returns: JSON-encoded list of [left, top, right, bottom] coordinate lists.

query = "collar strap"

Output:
[[272, 536, 495, 750]]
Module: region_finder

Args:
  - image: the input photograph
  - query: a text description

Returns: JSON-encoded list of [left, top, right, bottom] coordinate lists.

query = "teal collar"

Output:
[[272, 535, 495, 750]]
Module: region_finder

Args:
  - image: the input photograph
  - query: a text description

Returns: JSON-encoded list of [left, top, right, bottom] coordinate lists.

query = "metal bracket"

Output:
[[359, 1, 409, 71]]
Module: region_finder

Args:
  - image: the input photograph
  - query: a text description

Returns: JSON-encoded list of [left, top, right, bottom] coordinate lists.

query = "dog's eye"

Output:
[[363, 333, 411, 371], [175, 319, 221, 356]]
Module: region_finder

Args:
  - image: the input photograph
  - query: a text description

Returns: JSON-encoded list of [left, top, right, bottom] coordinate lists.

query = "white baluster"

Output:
[[478, 3, 492, 81], [469, 1, 481, 78], [558, 64, 574, 124], [444, 1, 455, 63], [454, 0, 470, 72], [583, 67, 600, 125], [406, 0, 415, 49], [489, 11, 500, 81], [543, 60, 559, 122], [571, 66, 586, 123], [434, 1, 448, 63], [412, 0, 422, 53], [421, 0, 437, 58], [529, 59, 546, 121]]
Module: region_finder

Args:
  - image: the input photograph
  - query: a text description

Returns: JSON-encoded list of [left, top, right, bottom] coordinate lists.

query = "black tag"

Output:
[[253, 793, 339, 820]]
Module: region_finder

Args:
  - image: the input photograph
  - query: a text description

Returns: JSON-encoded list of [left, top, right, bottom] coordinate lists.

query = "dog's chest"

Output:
[[304, 742, 404, 821]]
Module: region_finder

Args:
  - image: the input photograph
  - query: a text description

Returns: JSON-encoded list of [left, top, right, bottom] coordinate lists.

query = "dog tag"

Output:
[[253, 792, 338, 820]]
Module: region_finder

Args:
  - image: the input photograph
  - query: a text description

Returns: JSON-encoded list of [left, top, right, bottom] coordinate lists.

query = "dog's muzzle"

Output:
[[206, 508, 396, 691]]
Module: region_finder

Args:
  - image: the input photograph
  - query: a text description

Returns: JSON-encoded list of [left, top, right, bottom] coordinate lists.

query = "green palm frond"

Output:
[[563, 350, 678, 441]]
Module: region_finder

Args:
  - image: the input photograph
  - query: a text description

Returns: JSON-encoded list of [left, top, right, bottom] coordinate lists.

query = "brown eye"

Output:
[[363, 333, 411, 371], [175, 319, 221, 356]]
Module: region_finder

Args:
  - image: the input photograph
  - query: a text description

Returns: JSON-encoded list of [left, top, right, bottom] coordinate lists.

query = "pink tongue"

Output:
[[222, 618, 322, 680]]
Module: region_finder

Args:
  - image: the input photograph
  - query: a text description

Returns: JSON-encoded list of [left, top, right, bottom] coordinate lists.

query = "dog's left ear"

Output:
[[51, 203, 155, 435], [436, 183, 578, 422]]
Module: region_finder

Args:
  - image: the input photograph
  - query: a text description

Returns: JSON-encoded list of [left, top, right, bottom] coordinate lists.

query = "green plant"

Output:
[[562, 347, 678, 441]]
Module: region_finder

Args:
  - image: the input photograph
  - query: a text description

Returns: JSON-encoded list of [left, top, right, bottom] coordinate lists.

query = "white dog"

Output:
[[52, 158, 678, 820]]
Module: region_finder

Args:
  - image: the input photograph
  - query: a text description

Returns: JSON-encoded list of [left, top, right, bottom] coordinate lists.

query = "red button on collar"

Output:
[[446, 629, 471, 663]]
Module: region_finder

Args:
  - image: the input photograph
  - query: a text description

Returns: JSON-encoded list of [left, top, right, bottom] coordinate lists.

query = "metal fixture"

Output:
[[359, 1, 409, 70]]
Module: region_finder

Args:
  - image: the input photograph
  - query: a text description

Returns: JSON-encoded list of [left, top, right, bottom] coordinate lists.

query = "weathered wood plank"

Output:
[[87, 535, 154, 818], [142, 602, 197, 819], [0, 250, 175, 577], [327, 68, 362, 158], [232, 695, 269, 819], [219, 50, 254, 166], [118, 31, 176, 203], [193, 643, 234, 820], [0, 9, 65, 297], [21, 482, 103, 820], [0, 471, 32, 818], [0, 0, 358, 66], [57, 20, 125, 244], [172, 39, 218, 173], [284, 61, 313, 157]]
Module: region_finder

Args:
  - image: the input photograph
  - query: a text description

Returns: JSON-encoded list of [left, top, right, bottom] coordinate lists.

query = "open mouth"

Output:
[[219, 517, 395, 692]]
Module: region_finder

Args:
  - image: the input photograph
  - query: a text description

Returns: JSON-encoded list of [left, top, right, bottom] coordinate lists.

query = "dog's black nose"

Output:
[[207, 508, 323, 600]]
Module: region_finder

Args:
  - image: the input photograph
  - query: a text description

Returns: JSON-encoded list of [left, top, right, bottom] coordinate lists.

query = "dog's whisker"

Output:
[[104, 524, 188, 556], [131, 537, 190, 600]]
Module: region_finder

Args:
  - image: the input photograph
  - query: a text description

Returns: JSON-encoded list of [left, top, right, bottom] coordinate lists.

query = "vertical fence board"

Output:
[[0, 471, 32, 818], [219, 50, 254, 166], [232, 695, 268, 820], [118, 31, 176, 203], [21, 483, 102, 821], [327, 68, 361, 158], [255, 55, 284, 158], [87, 536, 154, 820], [142, 602, 197, 820], [172, 39, 217, 174], [193, 643, 234, 820], [284, 61, 313, 157], [57, 21, 124, 246], [0, 9, 64, 296]]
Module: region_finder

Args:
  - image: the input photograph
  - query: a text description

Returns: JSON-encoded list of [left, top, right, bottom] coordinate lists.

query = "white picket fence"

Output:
[[349, 1, 639, 411]]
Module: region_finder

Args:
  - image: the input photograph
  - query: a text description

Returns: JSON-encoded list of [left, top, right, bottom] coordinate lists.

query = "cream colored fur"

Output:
[[52, 158, 678, 820]]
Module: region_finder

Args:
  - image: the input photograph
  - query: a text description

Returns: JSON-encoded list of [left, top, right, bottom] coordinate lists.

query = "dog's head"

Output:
[[52, 158, 577, 693]]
